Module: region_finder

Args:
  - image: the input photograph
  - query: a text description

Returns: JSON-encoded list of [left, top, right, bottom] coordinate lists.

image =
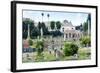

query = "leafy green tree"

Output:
[[29, 21, 35, 39], [28, 39, 33, 46], [83, 14, 91, 34], [63, 43, 79, 56], [29, 21, 34, 31], [87, 14, 91, 30], [56, 21, 61, 30], [38, 22, 42, 30], [51, 30, 62, 37], [41, 22, 46, 29], [23, 31, 28, 39], [83, 22, 88, 32], [43, 27, 49, 35], [22, 18, 35, 39], [30, 27, 40, 39], [50, 21, 55, 30], [23, 21, 28, 31], [23, 20, 28, 39], [23, 19, 32, 39], [38, 22, 49, 36], [41, 22, 49, 35]]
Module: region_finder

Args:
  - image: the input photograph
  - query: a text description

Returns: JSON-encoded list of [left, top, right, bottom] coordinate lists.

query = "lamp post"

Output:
[[27, 24, 30, 40]]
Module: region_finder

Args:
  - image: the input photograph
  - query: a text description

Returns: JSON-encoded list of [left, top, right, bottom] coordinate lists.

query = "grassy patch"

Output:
[[78, 48, 91, 60]]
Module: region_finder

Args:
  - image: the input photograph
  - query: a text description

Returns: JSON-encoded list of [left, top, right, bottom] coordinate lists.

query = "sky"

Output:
[[23, 10, 89, 26]]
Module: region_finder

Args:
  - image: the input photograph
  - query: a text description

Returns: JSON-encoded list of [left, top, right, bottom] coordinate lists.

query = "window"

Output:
[[66, 34, 68, 38], [69, 33, 71, 38], [72, 34, 75, 38]]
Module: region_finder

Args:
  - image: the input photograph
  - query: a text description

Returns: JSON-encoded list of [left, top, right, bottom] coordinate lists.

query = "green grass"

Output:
[[43, 51, 56, 61], [34, 51, 57, 62]]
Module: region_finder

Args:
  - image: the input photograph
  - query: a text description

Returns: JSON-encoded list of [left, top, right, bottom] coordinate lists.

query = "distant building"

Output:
[[61, 20, 83, 41]]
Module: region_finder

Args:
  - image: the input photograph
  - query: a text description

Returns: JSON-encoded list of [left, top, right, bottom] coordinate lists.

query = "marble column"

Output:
[[41, 28, 43, 40], [27, 24, 30, 40], [64, 33, 66, 41]]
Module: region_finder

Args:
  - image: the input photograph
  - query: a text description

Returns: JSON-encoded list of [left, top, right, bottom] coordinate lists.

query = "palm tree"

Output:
[[41, 13, 44, 39], [41, 13, 44, 22], [50, 21, 55, 31], [50, 21, 55, 50], [47, 14, 50, 29], [47, 14, 50, 20]]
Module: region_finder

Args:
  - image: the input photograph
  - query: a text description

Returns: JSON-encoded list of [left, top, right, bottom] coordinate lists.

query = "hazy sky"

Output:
[[23, 10, 88, 26]]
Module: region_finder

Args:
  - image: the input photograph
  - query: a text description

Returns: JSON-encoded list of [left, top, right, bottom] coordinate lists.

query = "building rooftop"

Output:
[[63, 20, 73, 27]]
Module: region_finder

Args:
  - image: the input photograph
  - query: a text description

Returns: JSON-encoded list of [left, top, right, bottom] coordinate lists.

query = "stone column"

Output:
[[64, 33, 66, 41], [67, 33, 69, 40], [71, 33, 72, 39], [41, 28, 43, 38]]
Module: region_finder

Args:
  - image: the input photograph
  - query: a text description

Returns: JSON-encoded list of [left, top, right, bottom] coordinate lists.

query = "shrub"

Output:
[[28, 39, 33, 46], [80, 36, 91, 47], [63, 42, 79, 56], [36, 40, 44, 56]]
